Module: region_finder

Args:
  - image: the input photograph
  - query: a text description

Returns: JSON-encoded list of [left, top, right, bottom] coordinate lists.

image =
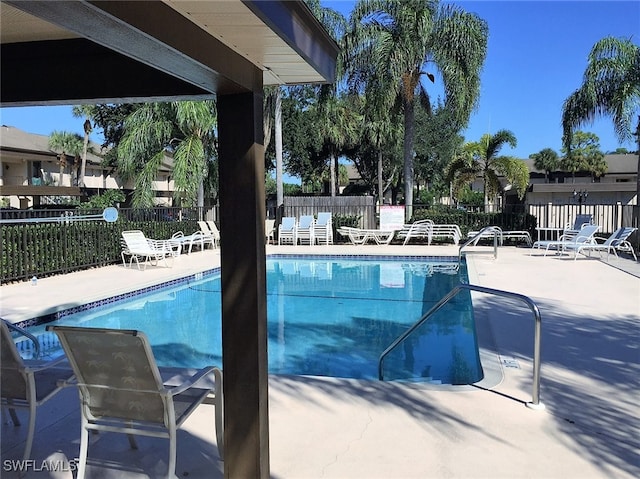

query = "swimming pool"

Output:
[[22, 256, 483, 384]]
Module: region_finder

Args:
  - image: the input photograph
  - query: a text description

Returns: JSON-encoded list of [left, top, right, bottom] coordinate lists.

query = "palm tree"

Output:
[[48, 131, 83, 187], [562, 36, 640, 240], [72, 105, 95, 187], [307, 0, 351, 197], [530, 148, 560, 183], [447, 130, 529, 210], [315, 93, 361, 196], [117, 101, 217, 207], [349, 0, 488, 221]]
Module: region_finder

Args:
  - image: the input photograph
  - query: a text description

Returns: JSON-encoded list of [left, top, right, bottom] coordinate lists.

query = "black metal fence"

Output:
[[1, 202, 636, 284]]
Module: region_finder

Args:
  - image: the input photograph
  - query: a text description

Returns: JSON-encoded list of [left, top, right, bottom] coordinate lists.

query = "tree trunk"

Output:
[[275, 88, 283, 207], [330, 150, 336, 197], [80, 119, 90, 188], [403, 97, 414, 222], [634, 115, 640, 251], [377, 149, 383, 205]]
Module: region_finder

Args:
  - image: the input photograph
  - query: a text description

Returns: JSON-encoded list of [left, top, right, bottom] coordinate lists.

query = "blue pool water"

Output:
[[23, 256, 482, 384]]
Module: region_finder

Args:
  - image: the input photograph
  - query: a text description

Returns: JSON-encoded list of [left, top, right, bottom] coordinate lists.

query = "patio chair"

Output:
[[196, 221, 218, 249], [296, 215, 315, 245], [396, 219, 433, 245], [278, 216, 297, 245], [121, 230, 174, 270], [1, 320, 73, 464], [566, 226, 638, 261], [313, 212, 333, 245], [48, 325, 223, 479], [206, 221, 221, 248], [531, 224, 600, 257], [265, 219, 276, 244], [563, 214, 593, 240], [337, 226, 396, 245]]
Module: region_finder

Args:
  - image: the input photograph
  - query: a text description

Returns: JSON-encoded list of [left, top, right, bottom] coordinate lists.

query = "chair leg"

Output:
[[23, 400, 37, 462], [77, 420, 90, 479], [167, 425, 177, 479]]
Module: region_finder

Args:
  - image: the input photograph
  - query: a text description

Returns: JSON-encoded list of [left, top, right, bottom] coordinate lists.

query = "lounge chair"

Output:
[[565, 226, 638, 261], [563, 214, 593, 240], [169, 231, 211, 255], [337, 226, 396, 245], [531, 224, 600, 257], [278, 217, 297, 245], [1, 320, 73, 464], [121, 230, 174, 270], [196, 221, 218, 249], [313, 212, 333, 245], [396, 219, 433, 245], [206, 221, 221, 248], [296, 215, 315, 245], [467, 227, 532, 246], [265, 219, 276, 244], [48, 325, 223, 479]]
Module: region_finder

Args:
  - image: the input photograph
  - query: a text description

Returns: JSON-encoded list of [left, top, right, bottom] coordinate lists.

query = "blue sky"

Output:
[[1, 0, 638, 164]]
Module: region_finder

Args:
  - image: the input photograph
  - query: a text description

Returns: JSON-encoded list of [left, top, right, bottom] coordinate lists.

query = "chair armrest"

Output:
[[23, 355, 69, 373], [164, 366, 219, 396]]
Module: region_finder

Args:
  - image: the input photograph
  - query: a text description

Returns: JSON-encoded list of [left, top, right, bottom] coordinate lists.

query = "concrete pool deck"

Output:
[[1, 244, 639, 478]]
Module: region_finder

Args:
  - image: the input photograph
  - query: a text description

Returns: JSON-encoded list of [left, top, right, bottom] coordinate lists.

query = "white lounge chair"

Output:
[[337, 226, 396, 245], [396, 219, 433, 245], [565, 226, 638, 261], [196, 221, 218, 249], [1, 320, 73, 464], [562, 214, 593, 241], [278, 217, 297, 245], [121, 230, 174, 270], [313, 212, 333, 245], [297, 215, 315, 245], [48, 325, 224, 479], [467, 227, 532, 246], [531, 224, 600, 256], [265, 219, 276, 244], [206, 221, 221, 248]]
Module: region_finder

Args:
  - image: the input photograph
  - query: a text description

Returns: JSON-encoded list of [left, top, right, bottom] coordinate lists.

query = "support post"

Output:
[[218, 90, 270, 478]]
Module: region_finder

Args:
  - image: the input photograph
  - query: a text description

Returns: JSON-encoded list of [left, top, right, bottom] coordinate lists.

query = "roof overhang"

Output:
[[0, 0, 339, 106]]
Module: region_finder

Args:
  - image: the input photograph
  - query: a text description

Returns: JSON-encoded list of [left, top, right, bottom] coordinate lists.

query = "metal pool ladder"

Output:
[[378, 284, 545, 411], [458, 226, 500, 263]]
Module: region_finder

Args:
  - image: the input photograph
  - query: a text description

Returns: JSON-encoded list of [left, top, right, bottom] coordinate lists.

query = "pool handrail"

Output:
[[378, 283, 545, 411], [458, 226, 499, 262], [2, 318, 41, 359]]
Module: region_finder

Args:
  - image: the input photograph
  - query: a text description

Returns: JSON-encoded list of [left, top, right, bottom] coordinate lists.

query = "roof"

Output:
[[0, 125, 104, 164], [523, 153, 638, 174], [0, 0, 340, 106]]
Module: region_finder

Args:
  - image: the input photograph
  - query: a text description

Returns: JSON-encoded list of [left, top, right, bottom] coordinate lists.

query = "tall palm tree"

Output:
[[530, 148, 560, 183], [349, 0, 488, 221], [117, 101, 217, 207], [315, 93, 361, 196], [72, 105, 95, 188], [447, 130, 529, 210], [307, 0, 351, 197], [48, 131, 83, 187], [562, 36, 640, 237]]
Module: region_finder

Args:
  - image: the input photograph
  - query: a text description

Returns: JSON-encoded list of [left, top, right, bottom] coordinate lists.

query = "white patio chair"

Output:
[[48, 325, 223, 479], [121, 230, 174, 270], [313, 212, 333, 245], [1, 320, 73, 464], [566, 226, 637, 261], [278, 217, 297, 245], [296, 215, 315, 245], [531, 224, 600, 257]]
